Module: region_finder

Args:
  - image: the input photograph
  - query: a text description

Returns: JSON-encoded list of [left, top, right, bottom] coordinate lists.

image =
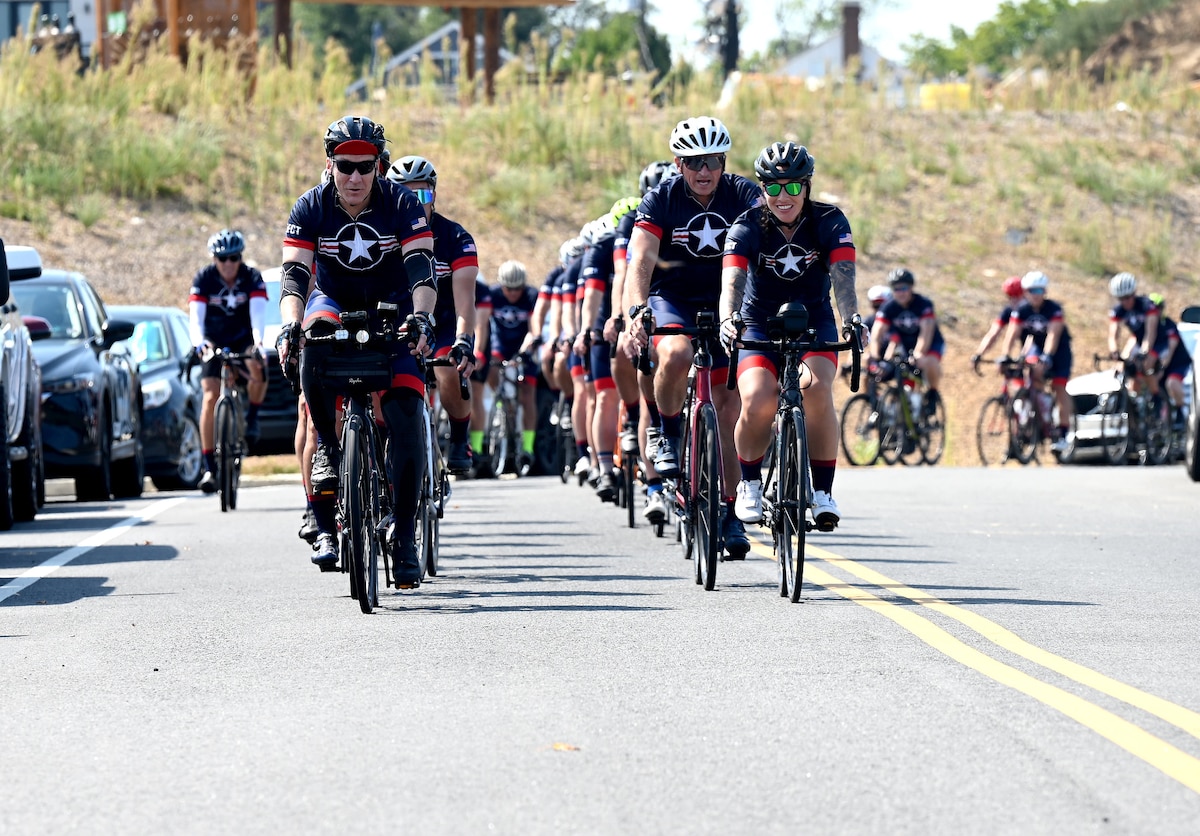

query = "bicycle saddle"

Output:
[[768, 302, 810, 338]]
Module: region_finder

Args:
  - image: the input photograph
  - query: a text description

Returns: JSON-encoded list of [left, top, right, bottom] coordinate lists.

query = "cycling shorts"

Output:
[[199, 339, 257, 380], [1160, 345, 1191, 382], [1024, 344, 1073, 386], [736, 307, 838, 381], [590, 341, 615, 391], [648, 295, 730, 383], [304, 290, 425, 395]]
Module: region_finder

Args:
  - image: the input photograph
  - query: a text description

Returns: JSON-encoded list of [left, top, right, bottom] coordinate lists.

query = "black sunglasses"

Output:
[[216, 254, 241, 263], [763, 180, 808, 197], [333, 158, 378, 176], [679, 154, 725, 172]]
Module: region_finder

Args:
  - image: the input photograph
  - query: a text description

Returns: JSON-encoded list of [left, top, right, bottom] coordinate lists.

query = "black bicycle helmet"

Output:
[[754, 141, 815, 182], [323, 115, 386, 158], [887, 267, 916, 287], [638, 159, 677, 196], [208, 229, 245, 258], [387, 154, 438, 188]]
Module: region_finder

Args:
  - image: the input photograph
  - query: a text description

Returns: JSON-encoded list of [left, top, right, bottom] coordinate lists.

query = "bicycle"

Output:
[[875, 349, 946, 466], [208, 347, 253, 513], [1093, 352, 1172, 466], [486, 353, 531, 478], [303, 304, 421, 614], [419, 355, 468, 579], [838, 367, 883, 466], [644, 309, 727, 591], [727, 304, 862, 602], [974, 356, 1071, 466]]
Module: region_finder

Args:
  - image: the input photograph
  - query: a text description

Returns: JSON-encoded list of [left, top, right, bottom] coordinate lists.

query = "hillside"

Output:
[[1084, 0, 1200, 85]]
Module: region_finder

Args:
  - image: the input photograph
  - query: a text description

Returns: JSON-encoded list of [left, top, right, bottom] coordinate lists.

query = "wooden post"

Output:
[[460, 7, 476, 103], [483, 7, 500, 104], [275, 0, 292, 67], [165, 0, 180, 60]]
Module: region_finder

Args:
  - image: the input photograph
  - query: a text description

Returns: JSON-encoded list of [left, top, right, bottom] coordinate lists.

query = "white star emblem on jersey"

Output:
[[778, 247, 803, 275], [691, 218, 722, 251], [343, 227, 373, 264]]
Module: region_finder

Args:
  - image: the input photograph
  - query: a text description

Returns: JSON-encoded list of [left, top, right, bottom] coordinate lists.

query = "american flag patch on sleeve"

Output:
[[839, 233, 853, 244], [412, 216, 428, 229]]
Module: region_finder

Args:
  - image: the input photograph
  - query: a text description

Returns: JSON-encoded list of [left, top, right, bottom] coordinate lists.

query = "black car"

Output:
[[9, 265, 144, 500], [0, 243, 47, 527], [110, 305, 205, 491]]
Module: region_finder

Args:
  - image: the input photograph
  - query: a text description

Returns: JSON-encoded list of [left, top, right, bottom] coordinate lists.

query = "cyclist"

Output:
[[557, 233, 595, 480], [625, 116, 762, 557], [1108, 273, 1189, 428], [1002, 270, 1074, 453], [1146, 292, 1191, 430], [386, 154, 479, 473], [468, 276, 493, 465], [862, 284, 891, 333], [971, 275, 1024, 364], [277, 115, 437, 586], [719, 141, 863, 529], [488, 260, 539, 472], [869, 267, 944, 414], [188, 229, 268, 494]]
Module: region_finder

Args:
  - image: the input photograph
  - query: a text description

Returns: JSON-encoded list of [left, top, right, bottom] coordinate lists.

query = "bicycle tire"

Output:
[[778, 411, 811, 602], [1142, 393, 1172, 466], [839, 393, 881, 466], [693, 404, 721, 591], [920, 395, 947, 465], [877, 388, 902, 465], [1186, 390, 1200, 481], [487, 397, 509, 476], [343, 413, 373, 614], [215, 398, 236, 513], [624, 452, 637, 528], [1008, 389, 1039, 464], [1100, 388, 1130, 465], [976, 396, 1012, 466]]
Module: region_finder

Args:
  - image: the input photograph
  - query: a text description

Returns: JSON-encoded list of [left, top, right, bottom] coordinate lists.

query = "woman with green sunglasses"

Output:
[[718, 141, 864, 530]]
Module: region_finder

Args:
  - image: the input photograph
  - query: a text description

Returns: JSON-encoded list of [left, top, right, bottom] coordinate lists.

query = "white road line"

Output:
[[0, 497, 190, 604]]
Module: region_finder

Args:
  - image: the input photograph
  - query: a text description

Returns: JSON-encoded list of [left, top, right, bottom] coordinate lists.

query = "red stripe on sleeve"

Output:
[[283, 237, 315, 251], [634, 220, 663, 240], [188, 293, 206, 303], [829, 247, 856, 263], [451, 255, 479, 271], [722, 254, 749, 270], [249, 289, 268, 299], [400, 230, 435, 247]]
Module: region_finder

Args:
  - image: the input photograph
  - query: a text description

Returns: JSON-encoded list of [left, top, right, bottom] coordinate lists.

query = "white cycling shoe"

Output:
[[573, 455, 591, 477], [643, 490, 669, 522], [734, 479, 763, 523], [811, 490, 840, 532]]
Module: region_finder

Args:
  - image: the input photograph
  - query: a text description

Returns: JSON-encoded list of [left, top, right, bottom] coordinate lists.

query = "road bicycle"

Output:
[[486, 353, 532, 478], [419, 355, 469, 579], [974, 356, 1074, 466], [208, 347, 252, 513], [875, 349, 946, 466], [645, 310, 728, 591], [728, 304, 863, 602], [1093, 352, 1172, 466], [839, 367, 883, 466]]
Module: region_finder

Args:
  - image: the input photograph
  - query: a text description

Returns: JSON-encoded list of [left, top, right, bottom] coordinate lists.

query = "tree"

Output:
[[556, 11, 671, 78]]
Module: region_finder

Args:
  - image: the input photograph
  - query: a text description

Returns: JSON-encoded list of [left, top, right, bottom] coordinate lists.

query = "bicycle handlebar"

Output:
[[726, 315, 864, 394], [422, 354, 470, 400]]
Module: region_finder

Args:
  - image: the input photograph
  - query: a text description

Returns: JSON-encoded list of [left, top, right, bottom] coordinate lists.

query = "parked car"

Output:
[[1180, 306, 1200, 481], [253, 267, 299, 454], [110, 305, 205, 491], [8, 255, 144, 500], [0, 243, 47, 527]]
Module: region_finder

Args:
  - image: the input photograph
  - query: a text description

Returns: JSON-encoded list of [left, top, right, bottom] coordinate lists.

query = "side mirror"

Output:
[[102, 318, 137, 347], [1181, 305, 1200, 325], [23, 315, 52, 341]]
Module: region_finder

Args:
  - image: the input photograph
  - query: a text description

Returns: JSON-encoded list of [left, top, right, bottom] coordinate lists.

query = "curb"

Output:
[[46, 473, 302, 499]]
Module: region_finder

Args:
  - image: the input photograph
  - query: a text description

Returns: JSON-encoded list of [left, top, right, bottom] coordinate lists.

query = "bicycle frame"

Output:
[[212, 348, 250, 513]]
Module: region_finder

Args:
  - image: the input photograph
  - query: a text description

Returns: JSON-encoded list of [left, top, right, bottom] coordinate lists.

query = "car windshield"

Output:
[[10, 283, 84, 339], [127, 319, 171, 365], [264, 279, 283, 326]]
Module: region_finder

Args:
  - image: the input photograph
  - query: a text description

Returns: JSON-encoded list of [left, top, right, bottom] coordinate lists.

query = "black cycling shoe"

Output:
[[311, 442, 340, 494], [596, 469, 617, 503], [297, 509, 319, 543], [244, 416, 261, 446], [392, 538, 422, 589], [722, 515, 750, 560], [446, 440, 473, 474], [311, 533, 339, 572]]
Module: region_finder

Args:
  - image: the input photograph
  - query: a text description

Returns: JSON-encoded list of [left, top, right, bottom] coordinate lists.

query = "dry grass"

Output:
[[2, 36, 1198, 465]]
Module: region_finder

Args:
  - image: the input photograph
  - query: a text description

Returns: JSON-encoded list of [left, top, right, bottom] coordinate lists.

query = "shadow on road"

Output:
[[1, 544, 180, 608]]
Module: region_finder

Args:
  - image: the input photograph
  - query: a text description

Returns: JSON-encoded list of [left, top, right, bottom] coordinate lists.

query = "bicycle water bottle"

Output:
[[904, 379, 921, 415], [1036, 390, 1053, 424]]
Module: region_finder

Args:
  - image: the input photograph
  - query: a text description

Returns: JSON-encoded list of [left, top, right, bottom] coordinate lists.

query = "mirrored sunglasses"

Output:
[[216, 254, 241, 263], [333, 158, 378, 176], [412, 188, 435, 205], [679, 154, 725, 172], [763, 181, 808, 197]]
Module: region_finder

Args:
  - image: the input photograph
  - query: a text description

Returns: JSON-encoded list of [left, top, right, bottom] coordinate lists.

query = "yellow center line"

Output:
[[748, 540, 1200, 794]]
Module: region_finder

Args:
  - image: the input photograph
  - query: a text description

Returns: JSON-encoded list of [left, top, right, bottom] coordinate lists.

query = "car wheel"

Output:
[[1186, 386, 1200, 483], [76, 405, 113, 501], [0, 386, 14, 530], [13, 393, 42, 522], [152, 414, 203, 491]]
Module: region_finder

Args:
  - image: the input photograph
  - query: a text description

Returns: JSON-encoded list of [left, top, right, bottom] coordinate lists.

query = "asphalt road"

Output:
[[2, 465, 1199, 834]]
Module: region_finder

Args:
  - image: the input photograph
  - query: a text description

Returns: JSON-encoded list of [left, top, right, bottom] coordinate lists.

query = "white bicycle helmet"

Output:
[[866, 285, 892, 304], [498, 260, 527, 289], [1021, 270, 1050, 292], [386, 154, 437, 187], [1109, 271, 1137, 298], [669, 116, 732, 157], [559, 238, 584, 264]]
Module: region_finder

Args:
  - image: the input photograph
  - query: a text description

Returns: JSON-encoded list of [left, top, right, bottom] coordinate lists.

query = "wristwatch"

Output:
[[628, 303, 648, 319]]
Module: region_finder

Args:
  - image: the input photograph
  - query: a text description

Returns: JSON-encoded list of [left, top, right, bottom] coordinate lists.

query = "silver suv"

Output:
[[0, 242, 46, 527]]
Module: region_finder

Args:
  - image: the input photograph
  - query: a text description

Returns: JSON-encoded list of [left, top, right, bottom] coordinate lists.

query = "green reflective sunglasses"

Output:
[[763, 181, 808, 197]]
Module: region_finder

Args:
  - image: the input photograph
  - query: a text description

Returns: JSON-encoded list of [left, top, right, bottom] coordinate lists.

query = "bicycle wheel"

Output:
[[919, 394, 947, 465], [776, 412, 810, 603], [624, 451, 637, 529], [877, 388, 903, 465], [342, 414, 373, 614], [1007, 389, 1039, 464], [1142, 393, 1172, 466], [487, 397, 509, 476], [1100, 388, 1130, 465], [693, 404, 721, 591], [976, 396, 1012, 466], [215, 398, 236, 513], [839, 393, 881, 466]]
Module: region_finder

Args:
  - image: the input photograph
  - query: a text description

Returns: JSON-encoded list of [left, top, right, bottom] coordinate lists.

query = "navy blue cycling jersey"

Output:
[[428, 212, 479, 328], [557, 255, 584, 316], [189, 263, 267, 348], [539, 263, 566, 304], [995, 304, 1018, 327], [635, 173, 762, 306], [1011, 298, 1072, 352], [284, 179, 432, 315], [1110, 295, 1169, 353], [723, 201, 855, 324], [488, 284, 538, 354], [581, 231, 618, 328], [875, 293, 944, 353], [613, 210, 636, 264], [474, 277, 492, 309]]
